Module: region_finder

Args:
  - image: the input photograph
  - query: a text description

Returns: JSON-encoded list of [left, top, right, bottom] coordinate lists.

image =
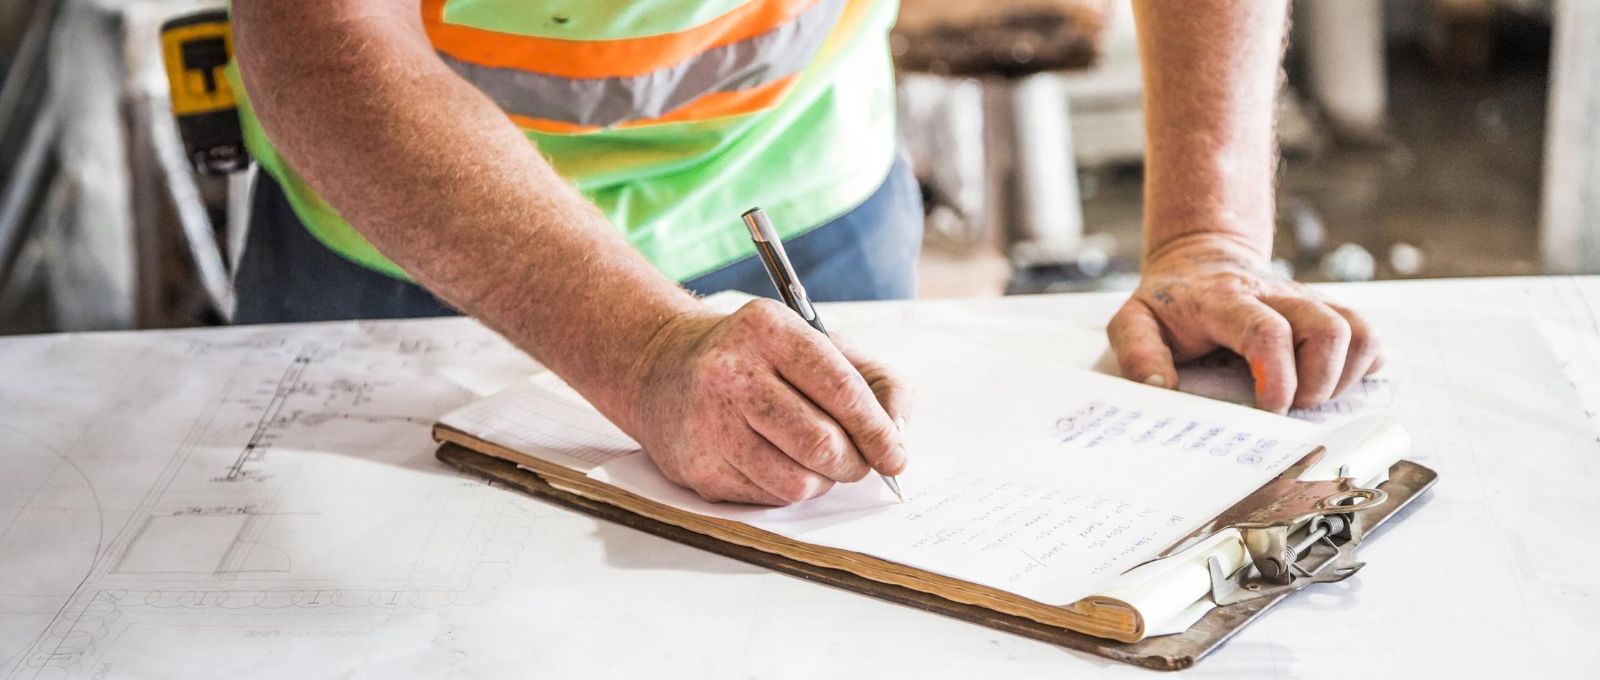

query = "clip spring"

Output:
[[1149, 447, 1389, 606]]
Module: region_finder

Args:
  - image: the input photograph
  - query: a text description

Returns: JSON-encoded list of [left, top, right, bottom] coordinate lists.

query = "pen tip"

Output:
[[883, 474, 905, 502]]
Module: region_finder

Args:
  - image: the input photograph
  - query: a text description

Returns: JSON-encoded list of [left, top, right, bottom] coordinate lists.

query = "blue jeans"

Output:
[[234, 154, 922, 323], [683, 153, 922, 302]]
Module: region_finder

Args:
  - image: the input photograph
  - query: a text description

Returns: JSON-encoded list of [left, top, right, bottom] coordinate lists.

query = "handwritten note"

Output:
[[446, 323, 1323, 605], [574, 329, 1319, 604], [1054, 400, 1287, 466]]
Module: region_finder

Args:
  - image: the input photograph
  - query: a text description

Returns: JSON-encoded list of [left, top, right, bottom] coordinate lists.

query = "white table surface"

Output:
[[3, 276, 1598, 679]]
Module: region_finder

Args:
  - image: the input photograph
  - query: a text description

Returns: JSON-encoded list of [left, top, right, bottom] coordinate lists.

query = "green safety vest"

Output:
[[228, 0, 900, 282]]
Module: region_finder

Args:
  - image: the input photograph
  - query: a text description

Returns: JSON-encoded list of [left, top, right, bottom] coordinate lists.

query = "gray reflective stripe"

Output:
[[439, 0, 846, 128]]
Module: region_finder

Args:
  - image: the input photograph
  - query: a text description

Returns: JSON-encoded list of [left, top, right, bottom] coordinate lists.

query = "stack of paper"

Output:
[[435, 320, 1410, 642]]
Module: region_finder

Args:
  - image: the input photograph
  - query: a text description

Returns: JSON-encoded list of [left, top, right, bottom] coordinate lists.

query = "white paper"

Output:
[[443, 376, 637, 472], [1174, 351, 1400, 425], [460, 329, 1321, 606], [5, 278, 1600, 680]]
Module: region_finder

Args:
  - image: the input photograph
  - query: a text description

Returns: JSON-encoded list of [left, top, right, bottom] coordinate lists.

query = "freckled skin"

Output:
[[1108, 1, 1384, 414], [232, 0, 910, 507], [636, 300, 910, 505], [236, 0, 1366, 504], [1110, 235, 1383, 415]]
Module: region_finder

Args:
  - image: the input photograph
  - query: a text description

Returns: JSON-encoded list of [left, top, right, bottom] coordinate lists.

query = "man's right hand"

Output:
[[234, 0, 910, 500], [631, 299, 912, 505]]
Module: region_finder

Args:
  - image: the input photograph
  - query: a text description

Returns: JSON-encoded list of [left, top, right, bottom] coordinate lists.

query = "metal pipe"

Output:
[[1009, 72, 1084, 260]]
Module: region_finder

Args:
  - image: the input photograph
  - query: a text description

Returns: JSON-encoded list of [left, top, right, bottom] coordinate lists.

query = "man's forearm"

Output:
[[1113, 1, 1383, 413], [1132, 0, 1289, 259], [233, 0, 700, 433]]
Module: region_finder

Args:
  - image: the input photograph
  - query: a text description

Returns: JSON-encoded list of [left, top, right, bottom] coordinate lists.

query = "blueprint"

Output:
[[0, 320, 543, 679], [3, 278, 1600, 679]]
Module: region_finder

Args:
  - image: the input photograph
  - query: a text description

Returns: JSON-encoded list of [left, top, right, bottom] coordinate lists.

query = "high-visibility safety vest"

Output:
[[228, 0, 900, 283]]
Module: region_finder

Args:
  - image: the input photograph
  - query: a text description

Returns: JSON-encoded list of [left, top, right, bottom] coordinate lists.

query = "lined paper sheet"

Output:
[[445, 328, 1322, 605], [441, 379, 638, 471]]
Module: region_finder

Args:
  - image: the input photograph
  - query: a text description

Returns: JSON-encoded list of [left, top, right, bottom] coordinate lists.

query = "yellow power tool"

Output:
[[160, 10, 249, 175]]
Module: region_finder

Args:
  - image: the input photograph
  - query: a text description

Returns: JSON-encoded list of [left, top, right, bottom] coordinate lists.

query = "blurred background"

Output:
[[0, 0, 1573, 334]]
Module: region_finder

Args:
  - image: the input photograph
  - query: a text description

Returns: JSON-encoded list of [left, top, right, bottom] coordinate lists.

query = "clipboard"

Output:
[[436, 442, 1436, 671]]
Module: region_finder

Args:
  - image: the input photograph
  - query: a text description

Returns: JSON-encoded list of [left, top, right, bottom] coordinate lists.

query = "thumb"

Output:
[[1107, 299, 1179, 390]]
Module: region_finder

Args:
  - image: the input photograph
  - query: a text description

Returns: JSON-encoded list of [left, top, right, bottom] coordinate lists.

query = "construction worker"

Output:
[[230, 0, 1379, 504]]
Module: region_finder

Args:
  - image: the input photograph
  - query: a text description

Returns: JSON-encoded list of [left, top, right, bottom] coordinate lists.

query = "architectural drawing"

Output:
[[3, 280, 1599, 678], [0, 320, 541, 680]]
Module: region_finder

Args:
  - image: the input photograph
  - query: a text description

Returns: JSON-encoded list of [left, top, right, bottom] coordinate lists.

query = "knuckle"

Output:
[[1346, 324, 1369, 351], [773, 475, 817, 504], [741, 299, 787, 326], [798, 425, 847, 468], [823, 370, 867, 408], [827, 369, 857, 395], [863, 365, 899, 394], [847, 347, 886, 377], [1107, 312, 1150, 346], [839, 461, 870, 483], [1312, 314, 1352, 345], [1245, 315, 1292, 348], [1108, 304, 1141, 330], [1207, 278, 1252, 298], [855, 425, 898, 465], [1120, 346, 1166, 368], [1350, 328, 1380, 359]]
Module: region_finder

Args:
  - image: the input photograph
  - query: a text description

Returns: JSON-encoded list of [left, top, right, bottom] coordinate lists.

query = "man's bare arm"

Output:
[[232, 0, 909, 502], [1110, 0, 1382, 412], [1134, 0, 1284, 256], [233, 0, 692, 428]]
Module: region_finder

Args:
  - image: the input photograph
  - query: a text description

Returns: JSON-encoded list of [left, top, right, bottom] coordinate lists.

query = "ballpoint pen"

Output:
[[740, 207, 906, 502]]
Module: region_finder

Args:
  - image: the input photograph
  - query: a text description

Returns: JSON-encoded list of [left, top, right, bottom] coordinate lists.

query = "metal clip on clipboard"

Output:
[[1154, 444, 1390, 607]]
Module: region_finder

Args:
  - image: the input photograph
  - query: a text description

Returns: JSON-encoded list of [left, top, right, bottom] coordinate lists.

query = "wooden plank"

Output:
[[892, 0, 1109, 76]]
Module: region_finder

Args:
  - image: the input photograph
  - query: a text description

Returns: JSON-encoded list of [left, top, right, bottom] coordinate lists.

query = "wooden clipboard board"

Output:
[[436, 443, 1436, 671]]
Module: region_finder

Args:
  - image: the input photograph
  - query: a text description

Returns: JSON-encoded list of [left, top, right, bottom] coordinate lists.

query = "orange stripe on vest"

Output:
[[423, 0, 823, 80], [506, 73, 802, 134]]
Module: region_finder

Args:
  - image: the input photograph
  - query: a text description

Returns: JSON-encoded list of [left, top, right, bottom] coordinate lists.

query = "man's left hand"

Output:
[[1106, 234, 1384, 413]]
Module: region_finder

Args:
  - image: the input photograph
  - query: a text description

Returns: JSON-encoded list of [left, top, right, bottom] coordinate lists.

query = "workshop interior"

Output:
[[1, 0, 1595, 677], [0, 0, 1562, 331]]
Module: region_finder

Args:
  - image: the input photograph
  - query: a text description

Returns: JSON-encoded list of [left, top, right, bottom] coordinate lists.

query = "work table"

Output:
[[1, 277, 1596, 678]]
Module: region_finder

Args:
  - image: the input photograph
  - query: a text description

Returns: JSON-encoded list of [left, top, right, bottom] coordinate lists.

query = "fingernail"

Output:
[[891, 442, 909, 474], [894, 415, 908, 436], [1143, 374, 1166, 388]]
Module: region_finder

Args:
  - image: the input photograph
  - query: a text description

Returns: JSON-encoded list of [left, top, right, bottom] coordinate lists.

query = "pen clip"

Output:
[[788, 284, 817, 321], [742, 207, 827, 335]]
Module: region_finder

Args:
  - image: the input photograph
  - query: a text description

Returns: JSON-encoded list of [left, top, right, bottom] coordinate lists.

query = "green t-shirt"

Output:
[[228, 0, 899, 282]]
